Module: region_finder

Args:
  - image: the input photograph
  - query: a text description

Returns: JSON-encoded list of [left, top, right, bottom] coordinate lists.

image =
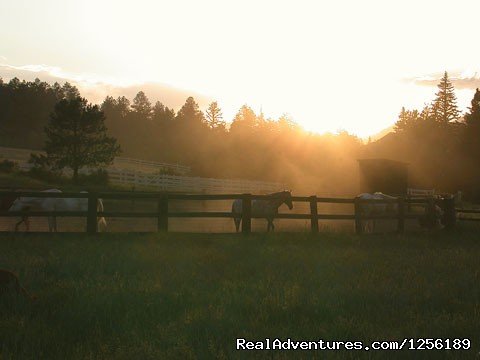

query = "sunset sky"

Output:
[[2, 0, 480, 137]]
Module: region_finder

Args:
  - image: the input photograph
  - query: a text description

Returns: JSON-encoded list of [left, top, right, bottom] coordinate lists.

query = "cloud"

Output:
[[405, 71, 480, 90], [0, 62, 213, 110]]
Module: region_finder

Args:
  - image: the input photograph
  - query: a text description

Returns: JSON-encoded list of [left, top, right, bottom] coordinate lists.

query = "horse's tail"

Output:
[[97, 199, 107, 230]]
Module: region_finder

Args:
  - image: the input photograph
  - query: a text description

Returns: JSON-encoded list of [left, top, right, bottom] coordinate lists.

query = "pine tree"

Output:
[[131, 91, 152, 119], [463, 88, 480, 159], [464, 88, 480, 127], [205, 101, 225, 130], [432, 71, 460, 124], [394, 107, 421, 132], [61, 82, 81, 100], [152, 101, 175, 124], [44, 97, 121, 181], [176, 97, 205, 125], [229, 105, 259, 136]]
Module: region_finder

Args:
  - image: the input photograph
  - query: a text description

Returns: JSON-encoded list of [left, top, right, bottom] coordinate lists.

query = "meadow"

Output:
[[0, 229, 479, 359]]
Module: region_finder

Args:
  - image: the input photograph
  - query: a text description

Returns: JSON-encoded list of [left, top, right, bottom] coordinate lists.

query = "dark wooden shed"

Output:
[[357, 158, 409, 196]]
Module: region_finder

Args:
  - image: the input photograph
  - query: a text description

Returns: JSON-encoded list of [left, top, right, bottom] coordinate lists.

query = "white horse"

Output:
[[9, 190, 107, 232], [59, 191, 107, 232], [232, 190, 293, 232], [356, 192, 398, 233], [9, 189, 62, 232], [418, 203, 444, 230]]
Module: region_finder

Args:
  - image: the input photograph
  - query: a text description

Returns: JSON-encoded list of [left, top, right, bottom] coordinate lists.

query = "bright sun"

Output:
[[2, 0, 480, 137]]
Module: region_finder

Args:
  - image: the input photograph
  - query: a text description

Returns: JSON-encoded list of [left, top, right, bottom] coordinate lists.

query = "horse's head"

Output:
[[283, 190, 293, 210]]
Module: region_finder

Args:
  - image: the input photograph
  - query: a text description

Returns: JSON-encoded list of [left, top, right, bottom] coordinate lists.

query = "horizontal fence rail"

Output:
[[0, 191, 458, 234], [456, 207, 480, 222]]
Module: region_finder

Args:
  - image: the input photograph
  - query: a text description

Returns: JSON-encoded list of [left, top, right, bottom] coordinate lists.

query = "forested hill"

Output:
[[1, 75, 480, 199]]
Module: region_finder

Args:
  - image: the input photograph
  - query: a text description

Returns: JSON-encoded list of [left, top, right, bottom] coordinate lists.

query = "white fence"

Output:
[[0, 146, 190, 175], [112, 157, 190, 175], [107, 168, 285, 194], [407, 188, 436, 197], [14, 155, 285, 194]]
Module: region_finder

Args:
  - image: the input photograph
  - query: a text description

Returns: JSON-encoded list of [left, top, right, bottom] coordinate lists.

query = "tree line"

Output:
[[1, 74, 480, 199], [364, 72, 480, 200]]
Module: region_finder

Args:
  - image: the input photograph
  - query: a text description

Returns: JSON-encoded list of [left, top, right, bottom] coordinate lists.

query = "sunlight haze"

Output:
[[2, 0, 480, 137]]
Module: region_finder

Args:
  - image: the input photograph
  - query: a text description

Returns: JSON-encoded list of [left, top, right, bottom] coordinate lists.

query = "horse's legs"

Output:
[[365, 219, 375, 233], [234, 217, 241, 232], [267, 219, 274, 232], [14, 215, 29, 231], [14, 219, 23, 232], [48, 216, 57, 232]]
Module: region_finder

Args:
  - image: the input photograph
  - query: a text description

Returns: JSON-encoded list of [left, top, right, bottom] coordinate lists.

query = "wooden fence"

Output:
[[456, 208, 480, 222], [0, 191, 458, 234]]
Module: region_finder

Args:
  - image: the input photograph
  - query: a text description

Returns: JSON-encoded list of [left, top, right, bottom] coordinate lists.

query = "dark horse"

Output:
[[231, 190, 293, 232]]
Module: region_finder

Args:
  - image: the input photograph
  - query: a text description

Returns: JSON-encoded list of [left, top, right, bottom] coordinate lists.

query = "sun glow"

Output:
[[2, 0, 480, 137]]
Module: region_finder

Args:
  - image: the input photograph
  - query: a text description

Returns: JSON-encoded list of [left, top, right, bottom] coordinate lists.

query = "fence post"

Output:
[[427, 198, 435, 227], [157, 194, 169, 232], [242, 194, 251, 234], [87, 192, 98, 235], [354, 197, 363, 235], [443, 196, 456, 230], [397, 197, 405, 234], [310, 195, 319, 233]]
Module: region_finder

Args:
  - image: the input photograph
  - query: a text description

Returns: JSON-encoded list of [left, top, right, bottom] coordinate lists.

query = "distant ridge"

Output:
[[368, 125, 394, 142]]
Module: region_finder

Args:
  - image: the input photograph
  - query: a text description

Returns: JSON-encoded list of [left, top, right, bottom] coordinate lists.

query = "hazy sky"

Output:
[[2, 0, 480, 137]]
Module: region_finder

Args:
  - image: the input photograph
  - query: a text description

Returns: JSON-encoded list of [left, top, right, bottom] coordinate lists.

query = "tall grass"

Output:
[[0, 231, 479, 359]]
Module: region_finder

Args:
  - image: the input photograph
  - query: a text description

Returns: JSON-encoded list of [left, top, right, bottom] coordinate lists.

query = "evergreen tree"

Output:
[[394, 107, 422, 132], [176, 96, 205, 125], [432, 71, 460, 124], [277, 114, 300, 132], [229, 105, 258, 134], [131, 91, 152, 119], [461, 88, 480, 198], [44, 97, 121, 181], [61, 82, 81, 100], [205, 101, 225, 130], [116, 96, 131, 117], [464, 88, 480, 127], [152, 101, 175, 124], [463, 88, 480, 156]]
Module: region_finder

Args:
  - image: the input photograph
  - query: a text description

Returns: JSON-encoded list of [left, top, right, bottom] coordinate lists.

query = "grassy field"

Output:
[[0, 230, 479, 359]]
